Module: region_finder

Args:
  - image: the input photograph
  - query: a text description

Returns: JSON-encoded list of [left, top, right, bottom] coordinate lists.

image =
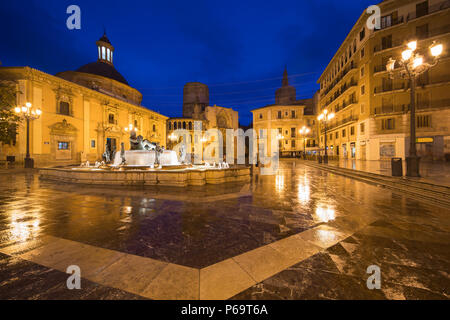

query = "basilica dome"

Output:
[[56, 33, 142, 105]]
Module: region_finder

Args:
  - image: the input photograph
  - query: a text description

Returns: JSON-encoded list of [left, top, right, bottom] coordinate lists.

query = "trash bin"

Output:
[[391, 157, 402, 176], [318, 155, 322, 164]]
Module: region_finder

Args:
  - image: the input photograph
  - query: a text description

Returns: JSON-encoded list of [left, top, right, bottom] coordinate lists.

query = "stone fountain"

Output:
[[39, 131, 250, 187]]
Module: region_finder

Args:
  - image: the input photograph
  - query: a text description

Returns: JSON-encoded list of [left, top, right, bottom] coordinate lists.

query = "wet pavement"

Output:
[[0, 160, 449, 299], [325, 158, 450, 187]]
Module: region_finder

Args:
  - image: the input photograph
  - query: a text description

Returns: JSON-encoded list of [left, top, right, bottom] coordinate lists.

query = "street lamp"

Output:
[[317, 109, 335, 164], [386, 40, 443, 177], [14, 102, 42, 168], [124, 124, 138, 132], [299, 126, 310, 159]]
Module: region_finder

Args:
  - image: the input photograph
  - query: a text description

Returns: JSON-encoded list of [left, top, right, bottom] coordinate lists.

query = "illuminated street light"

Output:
[[14, 102, 42, 168], [299, 126, 310, 159], [387, 39, 443, 177], [317, 109, 335, 164], [430, 42, 443, 57]]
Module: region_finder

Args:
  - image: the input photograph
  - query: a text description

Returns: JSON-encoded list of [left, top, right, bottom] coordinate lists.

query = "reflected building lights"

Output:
[[317, 229, 337, 243], [275, 174, 285, 193], [315, 205, 336, 222], [297, 176, 311, 204]]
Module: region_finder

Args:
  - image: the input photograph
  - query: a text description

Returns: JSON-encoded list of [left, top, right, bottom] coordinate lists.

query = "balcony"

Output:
[[417, 99, 450, 110], [321, 61, 358, 98], [324, 80, 358, 108], [373, 104, 409, 115], [374, 82, 407, 94], [321, 115, 359, 132], [373, 99, 450, 115], [374, 24, 450, 56], [406, 0, 450, 22], [334, 98, 358, 113]]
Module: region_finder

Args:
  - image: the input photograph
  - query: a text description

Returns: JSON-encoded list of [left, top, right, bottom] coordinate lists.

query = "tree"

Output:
[[0, 81, 21, 145]]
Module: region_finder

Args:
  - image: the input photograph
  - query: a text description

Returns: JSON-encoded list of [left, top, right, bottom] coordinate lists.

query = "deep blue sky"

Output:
[[0, 0, 374, 125]]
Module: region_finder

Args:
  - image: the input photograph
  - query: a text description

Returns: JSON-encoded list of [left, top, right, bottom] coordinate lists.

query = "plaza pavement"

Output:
[[0, 160, 448, 299]]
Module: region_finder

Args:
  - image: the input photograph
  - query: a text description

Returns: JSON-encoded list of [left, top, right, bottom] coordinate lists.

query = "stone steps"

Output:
[[304, 162, 450, 209]]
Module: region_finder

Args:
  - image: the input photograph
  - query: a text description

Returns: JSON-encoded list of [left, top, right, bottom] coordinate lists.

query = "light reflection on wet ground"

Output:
[[0, 161, 448, 271]]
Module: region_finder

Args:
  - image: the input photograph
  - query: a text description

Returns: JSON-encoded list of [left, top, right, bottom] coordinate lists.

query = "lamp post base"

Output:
[[406, 156, 420, 177], [24, 157, 34, 169]]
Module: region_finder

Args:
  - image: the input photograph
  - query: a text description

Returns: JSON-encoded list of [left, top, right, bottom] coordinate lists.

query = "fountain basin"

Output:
[[39, 166, 251, 187]]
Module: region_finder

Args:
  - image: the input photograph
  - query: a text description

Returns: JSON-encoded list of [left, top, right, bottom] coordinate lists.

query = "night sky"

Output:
[[0, 0, 375, 125]]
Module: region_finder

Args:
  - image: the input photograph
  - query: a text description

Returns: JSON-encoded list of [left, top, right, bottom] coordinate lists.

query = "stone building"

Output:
[[317, 0, 450, 161], [252, 68, 319, 157], [0, 33, 167, 166], [166, 82, 239, 156]]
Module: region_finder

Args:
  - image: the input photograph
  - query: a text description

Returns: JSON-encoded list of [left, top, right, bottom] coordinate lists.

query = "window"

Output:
[[91, 140, 96, 148], [174, 122, 177, 129], [152, 124, 156, 132], [277, 111, 282, 119], [416, 24, 429, 40], [381, 15, 392, 29], [335, 132, 339, 139], [108, 114, 115, 124], [59, 101, 70, 115], [351, 126, 355, 135], [134, 120, 138, 128], [360, 66, 365, 77], [359, 28, 365, 41], [330, 134, 333, 140], [291, 128, 296, 138], [259, 113, 263, 119], [360, 85, 365, 95], [168, 122, 172, 130], [360, 47, 365, 58], [291, 140, 295, 148], [381, 35, 392, 50], [58, 141, 70, 150], [107, 48, 110, 62], [102, 47, 106, 60], [342, 129, 346, 138], [189, 122, 192, 130], [417, 115, 431, 128], [360, 123, 365, 134], [416, 1, 429, 18], [291, 110, 296, 118], [278, 128, 282, 134], [382, 118, 395, 130], [353, 39, 357, 53], [183, 121, 186, 129]]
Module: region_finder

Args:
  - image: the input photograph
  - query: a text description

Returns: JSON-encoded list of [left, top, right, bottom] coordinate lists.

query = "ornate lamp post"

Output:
[[299, 126, 310, 159], [317, 109, 335, 164], [386, 40, 443, 177], [14, 102, 42, 168]]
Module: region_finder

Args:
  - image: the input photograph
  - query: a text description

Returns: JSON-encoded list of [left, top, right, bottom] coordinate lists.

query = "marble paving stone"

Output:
[[142, 263, 199, 300], [19, 238, 126, 278], [297, 225, 351, 249], [0, 235, 54, 255], [232, 245, 293, 283], [90, 254, 169, 296], [268, 234, 323, 266], [200, 258, 256, 300]]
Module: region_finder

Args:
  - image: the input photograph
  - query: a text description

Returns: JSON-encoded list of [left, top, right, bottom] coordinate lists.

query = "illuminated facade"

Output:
[[0, 34, 167, 166], [252, 69, 319, 157], [317, 0, 450, 161], [166, 82, 239, 156]]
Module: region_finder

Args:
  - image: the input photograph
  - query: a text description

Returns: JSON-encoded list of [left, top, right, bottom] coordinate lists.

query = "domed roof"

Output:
[[98, 33, 111, 44], [76, 61, 129, 85]]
